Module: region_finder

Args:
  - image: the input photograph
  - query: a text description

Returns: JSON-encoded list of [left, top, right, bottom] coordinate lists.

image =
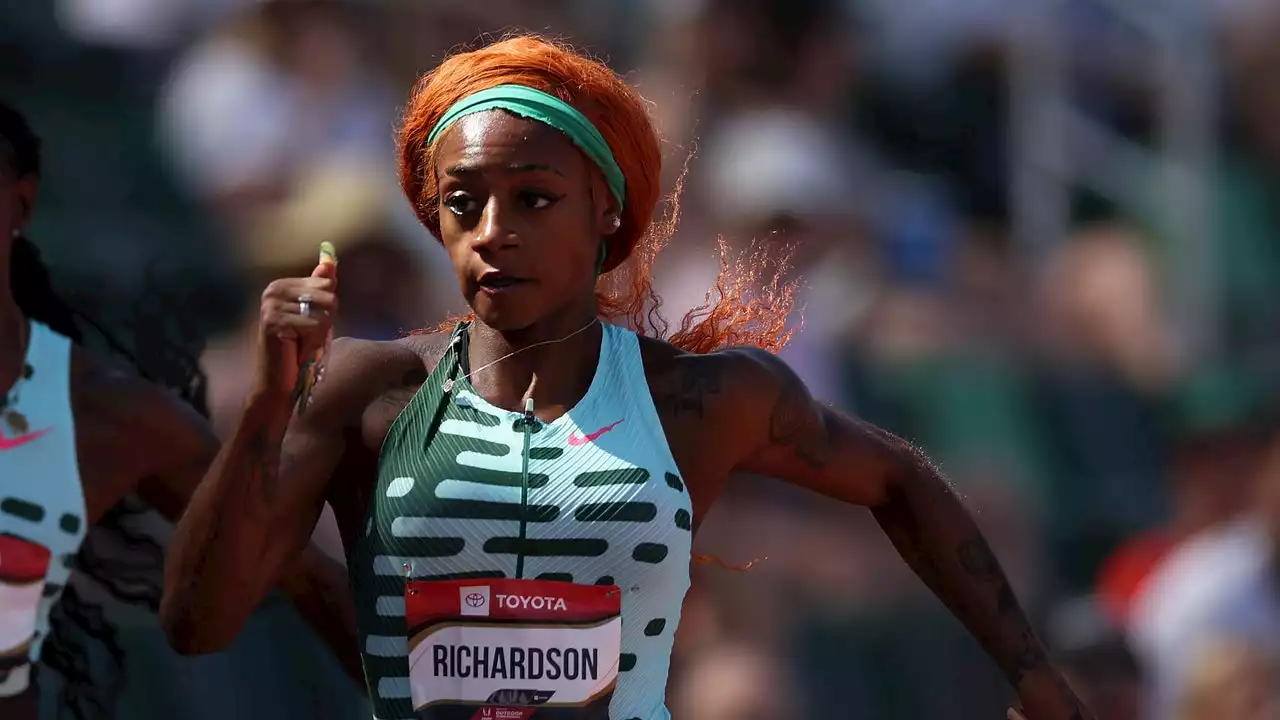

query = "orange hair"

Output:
[[398, 34, 796, 355]]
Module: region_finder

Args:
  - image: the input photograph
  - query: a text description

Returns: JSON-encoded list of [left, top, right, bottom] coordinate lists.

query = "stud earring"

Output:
[[608, 214, 621, 231]]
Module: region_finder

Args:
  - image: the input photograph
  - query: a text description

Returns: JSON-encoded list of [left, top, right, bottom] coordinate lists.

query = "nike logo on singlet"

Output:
[[567, 419, 624, 446], [0, 428, 52, 452]]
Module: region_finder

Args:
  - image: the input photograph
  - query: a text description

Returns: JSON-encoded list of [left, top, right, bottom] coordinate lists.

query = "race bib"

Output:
[[405, 578, 622, 719], [0, 534, 51, 699]]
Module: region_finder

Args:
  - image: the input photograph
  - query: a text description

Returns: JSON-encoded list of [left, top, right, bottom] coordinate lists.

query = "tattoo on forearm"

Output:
[[183, 499, 223, 600], [247, 427, 283, 506], [766, 371, 830, 469], [956, 536, 1048, 687], [1011, 625, 1050, 685], [877, 468, 1087, 715], [957, 537, 1021, 616], [877, 484, 945, 588]]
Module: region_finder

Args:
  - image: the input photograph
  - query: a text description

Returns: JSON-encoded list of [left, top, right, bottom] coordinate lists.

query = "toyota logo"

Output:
[[465, 592, 487, 608]]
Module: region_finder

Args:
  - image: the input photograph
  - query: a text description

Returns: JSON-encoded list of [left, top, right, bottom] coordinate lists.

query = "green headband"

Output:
[[427, 84, 626, 209]]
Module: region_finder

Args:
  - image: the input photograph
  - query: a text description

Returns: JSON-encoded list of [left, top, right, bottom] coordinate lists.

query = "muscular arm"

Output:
[[718, 348, 1088, 718], [158, 339, 378, 661], [116, 383, 360, 685]]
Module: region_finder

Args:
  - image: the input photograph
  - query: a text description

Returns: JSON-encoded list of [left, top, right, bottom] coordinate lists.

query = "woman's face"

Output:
[[433, 110, 616, 332]]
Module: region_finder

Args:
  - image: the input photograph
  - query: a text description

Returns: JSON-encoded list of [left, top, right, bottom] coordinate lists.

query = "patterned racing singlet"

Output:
[[350, 322, 692, 720], [0, 321, 87, 705]]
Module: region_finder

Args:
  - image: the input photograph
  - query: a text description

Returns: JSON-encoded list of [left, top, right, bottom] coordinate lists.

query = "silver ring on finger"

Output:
[[298, 294, 314, 318]]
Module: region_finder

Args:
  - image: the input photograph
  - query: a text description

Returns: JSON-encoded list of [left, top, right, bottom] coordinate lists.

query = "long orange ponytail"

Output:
[[398, 34, 796, 355]]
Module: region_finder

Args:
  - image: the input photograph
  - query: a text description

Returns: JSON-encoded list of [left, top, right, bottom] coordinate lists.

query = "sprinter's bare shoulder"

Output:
[[295, 332, 454, 540]]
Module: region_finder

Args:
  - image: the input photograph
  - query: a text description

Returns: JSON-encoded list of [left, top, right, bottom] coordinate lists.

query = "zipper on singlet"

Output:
[[515, 397, 536, 579]]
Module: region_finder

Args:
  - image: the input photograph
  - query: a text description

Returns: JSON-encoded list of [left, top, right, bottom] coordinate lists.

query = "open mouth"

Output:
[[477, 271, 528, 293]]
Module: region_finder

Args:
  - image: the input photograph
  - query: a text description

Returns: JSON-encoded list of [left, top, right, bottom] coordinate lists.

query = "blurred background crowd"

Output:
[[4, 0, 1280, 718]]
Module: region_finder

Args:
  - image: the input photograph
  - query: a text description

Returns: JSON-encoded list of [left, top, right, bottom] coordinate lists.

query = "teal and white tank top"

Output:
[[350, 321, 693, 720], [0, 321, 87, 697]]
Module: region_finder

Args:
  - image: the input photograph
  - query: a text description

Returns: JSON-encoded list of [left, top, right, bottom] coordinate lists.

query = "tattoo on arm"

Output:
[[653, 359, 725, 419], [878, 478, 1087, 714], [879, 483, 944, 587], [957, 537, 1021, 616], [372, 336, 445, 413], [375, 368, 429, 411], [829, 417, 1086, 713], [766, 370, 830, 469], [956, 536, 1048, 687], [183, 496, 223, 599], [247, 427, 284, 507]]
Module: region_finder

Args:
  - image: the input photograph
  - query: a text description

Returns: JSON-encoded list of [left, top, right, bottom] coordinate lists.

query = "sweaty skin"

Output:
[[162, 106, 1089, 720]]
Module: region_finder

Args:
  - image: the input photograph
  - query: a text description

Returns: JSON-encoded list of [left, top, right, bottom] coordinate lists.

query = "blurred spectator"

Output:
[[1031, 222, 1178, 590], [158, 1, 394, 228], [1128, 430, 1280, 720], [1097, 370, 1271, 628], [1039, 222, 1180, 393]]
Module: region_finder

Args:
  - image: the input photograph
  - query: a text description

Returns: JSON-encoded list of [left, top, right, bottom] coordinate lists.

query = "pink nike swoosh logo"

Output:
[[0, 428, 52, 452], [568, 419, 624, 447]]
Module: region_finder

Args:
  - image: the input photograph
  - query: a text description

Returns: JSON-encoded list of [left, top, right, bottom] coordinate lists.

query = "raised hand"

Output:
[[252, 248, 338, 405]]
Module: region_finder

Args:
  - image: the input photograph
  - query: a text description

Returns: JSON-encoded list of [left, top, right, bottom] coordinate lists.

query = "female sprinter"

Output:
[[0, 101, 360, 719], [162, 36, 1092, 720]]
